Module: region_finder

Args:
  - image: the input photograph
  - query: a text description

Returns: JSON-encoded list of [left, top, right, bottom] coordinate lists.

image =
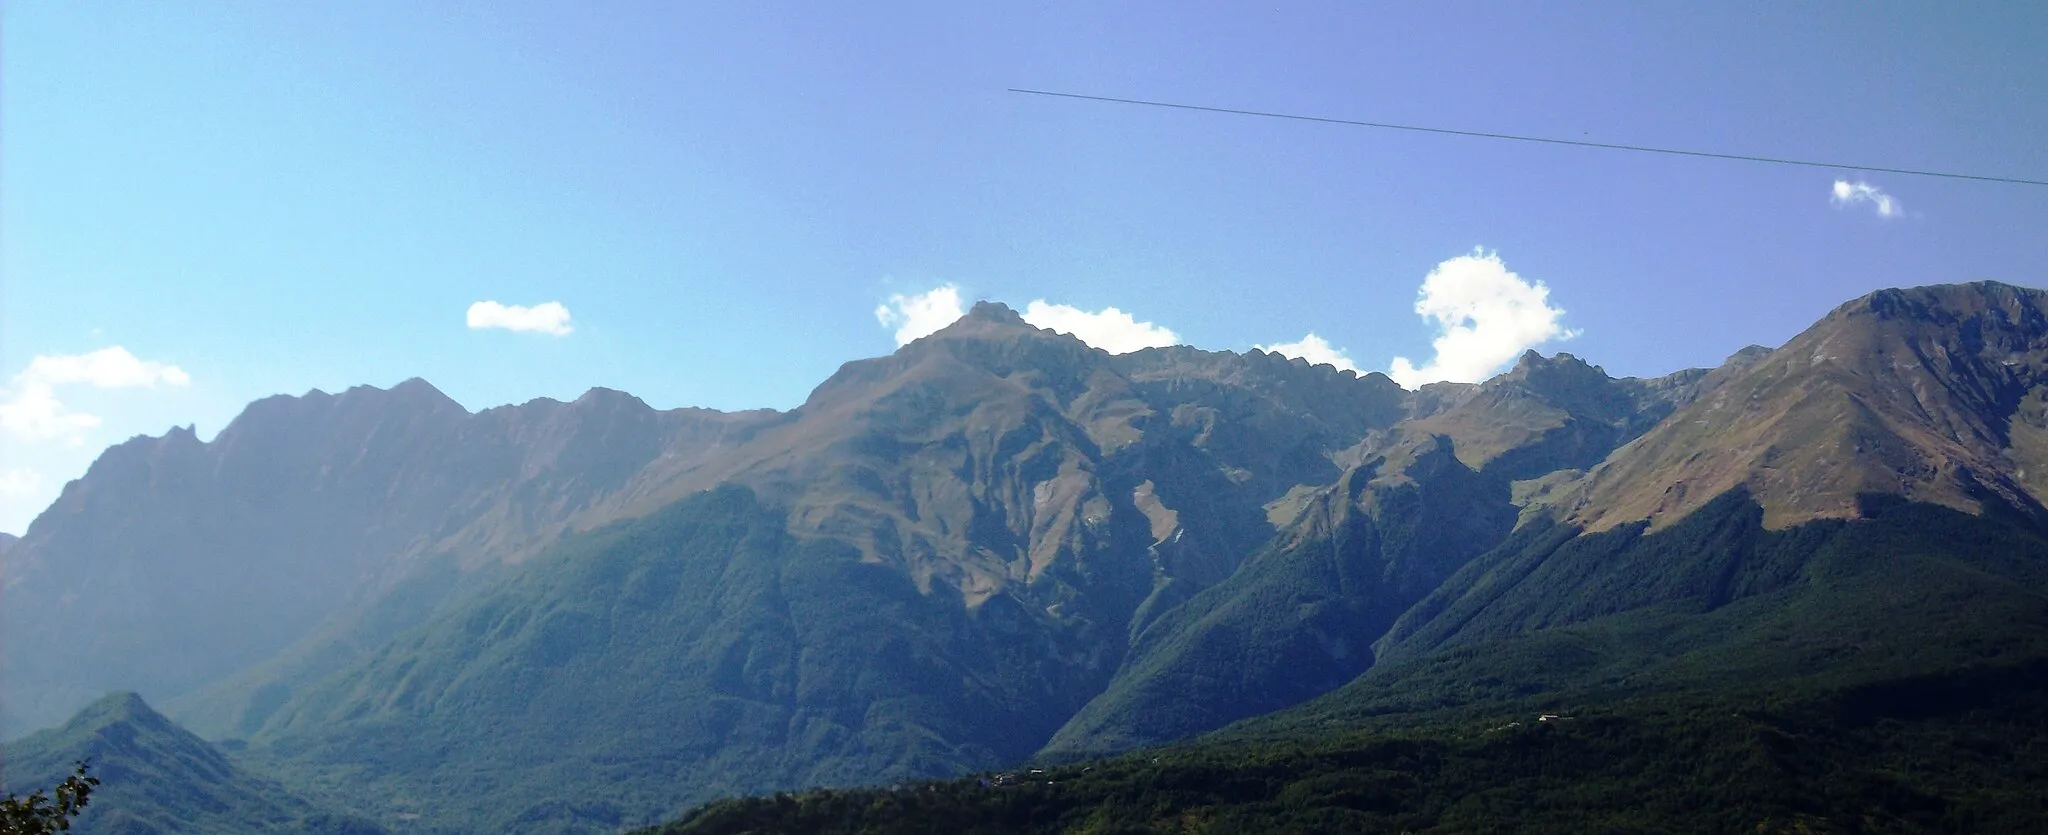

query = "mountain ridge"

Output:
[[10, 285, 2048, 832]]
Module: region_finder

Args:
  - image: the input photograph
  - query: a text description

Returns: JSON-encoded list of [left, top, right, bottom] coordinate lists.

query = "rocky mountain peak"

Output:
[[965, 300, 1028, 325], [570, 386, 653, 413]]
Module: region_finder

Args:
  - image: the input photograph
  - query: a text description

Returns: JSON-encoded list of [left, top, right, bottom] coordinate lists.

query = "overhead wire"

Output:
[[1008, 88, 2048, 188]]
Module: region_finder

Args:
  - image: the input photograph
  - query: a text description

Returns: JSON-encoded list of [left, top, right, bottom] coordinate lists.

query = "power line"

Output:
[[1009, 88, 2048, 188]]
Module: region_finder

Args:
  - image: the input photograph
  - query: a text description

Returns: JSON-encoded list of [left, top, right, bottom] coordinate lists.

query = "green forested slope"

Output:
[[646, 661, 2048, 834], [1, 693, 383, 834], [250, 485, 1116, 832]]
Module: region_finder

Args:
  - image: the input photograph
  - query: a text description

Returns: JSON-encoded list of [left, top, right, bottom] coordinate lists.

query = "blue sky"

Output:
[[4, 2, 2048, 533]]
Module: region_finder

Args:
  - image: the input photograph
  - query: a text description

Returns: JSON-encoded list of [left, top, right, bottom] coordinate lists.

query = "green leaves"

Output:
[[0, 761, 98, 835]]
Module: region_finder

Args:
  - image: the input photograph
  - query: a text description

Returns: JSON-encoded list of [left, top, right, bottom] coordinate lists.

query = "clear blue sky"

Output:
[[5, 1, 2048, 533]]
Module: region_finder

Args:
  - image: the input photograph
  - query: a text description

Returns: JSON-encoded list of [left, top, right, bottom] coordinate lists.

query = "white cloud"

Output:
[[1387, 249, 1575, 389], [1258, 333, 1359, 373], [1021, 301, 1180, 354], [0, 468, 41, 499], [16, 347, 191, 389], [1830, 179, 1902, 218], [875, 284, 966, 346], [467, 300, 574, 336], [0, 347, 192, 443]]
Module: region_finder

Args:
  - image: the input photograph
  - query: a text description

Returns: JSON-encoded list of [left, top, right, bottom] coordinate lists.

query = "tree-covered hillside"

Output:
[[643, 661, 2048, 834], [1, 693, 383, 834]]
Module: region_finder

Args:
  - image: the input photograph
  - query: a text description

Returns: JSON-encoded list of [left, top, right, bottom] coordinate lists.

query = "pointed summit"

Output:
[[917, 299, 1054, 346], [58, 690, 174, 735], [964, 300, 1027, 325]]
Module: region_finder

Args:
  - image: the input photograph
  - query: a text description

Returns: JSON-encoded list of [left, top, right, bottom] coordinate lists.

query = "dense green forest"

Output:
[[646, 660, 2048, 834]]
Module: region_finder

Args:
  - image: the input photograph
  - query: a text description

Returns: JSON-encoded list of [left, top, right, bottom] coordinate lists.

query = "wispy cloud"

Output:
[[875, 284, 966, 346], [467, 300, 575, 336], [1830, 179, 1903, 218], [1022, 302, 1180, 354], [1388, 249, 1575, 389], [1258, 333, 1359, 373], [0, 346, 192, 443], [0, 468, 42, 499]]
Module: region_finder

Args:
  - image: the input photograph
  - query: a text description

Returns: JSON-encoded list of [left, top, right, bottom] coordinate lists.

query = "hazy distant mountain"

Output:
[[12, 285, 2048, 832], [2, 380, 775, 736]]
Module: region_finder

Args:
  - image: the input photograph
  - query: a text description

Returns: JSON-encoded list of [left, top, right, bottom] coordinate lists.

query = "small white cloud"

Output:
[[1021, 302, 1180, 354], [17, 346, 191, 389], [467, 300, 574, 336], [875, 284, 966, 346], [1830, 179, 1902, 218], [0, 347, 192, 443], [1388, 249, 1576, 389], [0, 468, 41, 499], [1258, 333, 1359, 373]]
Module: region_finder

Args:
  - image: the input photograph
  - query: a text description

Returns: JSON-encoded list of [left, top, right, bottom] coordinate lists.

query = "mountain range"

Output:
[[6, 281, 2048, 832]]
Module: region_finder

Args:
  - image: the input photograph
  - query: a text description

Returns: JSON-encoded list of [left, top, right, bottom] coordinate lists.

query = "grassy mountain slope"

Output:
[[1, 693, 383, 834], [1561, 281, 2048, 532]]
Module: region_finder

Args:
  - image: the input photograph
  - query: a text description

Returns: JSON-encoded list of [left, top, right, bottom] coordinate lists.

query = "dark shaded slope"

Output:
[[1042, 436, 1516, 756], [1264, 491, 2048, 731], [647, 662, 2048, 835], [1, 693, 382, 834], [252, 486, 1113, 833], [1042, 351, 1702, 757], [645, 491, 2048, 834]]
